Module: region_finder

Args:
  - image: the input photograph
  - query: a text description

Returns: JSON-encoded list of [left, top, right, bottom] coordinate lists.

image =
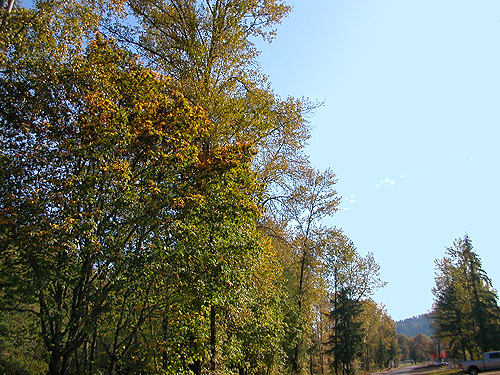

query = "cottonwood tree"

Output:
[[106, 4, 322, 371], [322, 229, 386, 375], [106, 0, 305, 143], [106, 0, 314, 201], [273, 168, 338, 374]]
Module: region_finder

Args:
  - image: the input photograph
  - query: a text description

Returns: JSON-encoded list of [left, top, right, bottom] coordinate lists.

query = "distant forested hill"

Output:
[[396, 314, 434, 337]]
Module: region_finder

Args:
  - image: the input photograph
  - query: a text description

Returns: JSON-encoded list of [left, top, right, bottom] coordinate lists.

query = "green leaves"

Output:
[[1, 1, 403, 373], [432, 235, 500, 359], [1, 27, 259, 371]]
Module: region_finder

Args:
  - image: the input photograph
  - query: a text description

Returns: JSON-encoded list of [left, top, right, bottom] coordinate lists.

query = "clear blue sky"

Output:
[[257, 0, 500, 321]]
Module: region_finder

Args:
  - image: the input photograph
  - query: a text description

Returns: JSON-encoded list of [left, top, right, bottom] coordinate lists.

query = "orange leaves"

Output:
[[172, 194, 205, 210], [172, 197, 185, 209], [77, 41, 212, 174], [198, 141, 256, 175]]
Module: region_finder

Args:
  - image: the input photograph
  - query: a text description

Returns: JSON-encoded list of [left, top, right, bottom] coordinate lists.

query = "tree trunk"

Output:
[[188, 360, 202, 375], [162, 315, 169, 370], [49, 348, 62, 375], [210, 304, 217, 373], [292, 249, 307, 374], [292, 345, 299, 374], [49, 348, 72, 375]]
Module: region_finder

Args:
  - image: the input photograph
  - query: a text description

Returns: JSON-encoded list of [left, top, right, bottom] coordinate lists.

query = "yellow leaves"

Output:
[[65, 217, 76, 225], [151, 70, 172, 84], [133, 102, 145, 112], [197, 141, 256, 178], [173, 194, 205, 210], [172, 197, 185, 209], [147, 180, 161, 195]]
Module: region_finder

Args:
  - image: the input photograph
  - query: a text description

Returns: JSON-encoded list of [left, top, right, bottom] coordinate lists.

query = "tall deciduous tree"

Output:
[[107, 4, 321, 371], [110, 0, 290, 124], [279, 168, 339, 374], [0, 29, 262, 373], [322, 229, 386, 375], [107, 0, 313, 198]]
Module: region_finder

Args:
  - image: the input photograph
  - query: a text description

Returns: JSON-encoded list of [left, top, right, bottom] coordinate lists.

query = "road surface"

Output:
[[384, 365, 500, 375]]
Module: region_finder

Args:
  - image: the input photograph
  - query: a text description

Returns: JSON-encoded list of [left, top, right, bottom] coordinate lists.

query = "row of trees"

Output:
[[397, 333, 436, 364], [0, 1, 400, 374], [432, 235, 500, 360]]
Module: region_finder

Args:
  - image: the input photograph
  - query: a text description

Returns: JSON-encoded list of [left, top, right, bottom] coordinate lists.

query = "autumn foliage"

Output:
[[0, 2, 396, 375]]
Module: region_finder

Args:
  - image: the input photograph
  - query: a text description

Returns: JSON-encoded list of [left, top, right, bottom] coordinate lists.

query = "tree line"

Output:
[[397, 235, 500, 365], [397, 234, 500, 364], [395, 314, 432, 338], [0, 1, 397, 374], [3, 1, 499, 375]]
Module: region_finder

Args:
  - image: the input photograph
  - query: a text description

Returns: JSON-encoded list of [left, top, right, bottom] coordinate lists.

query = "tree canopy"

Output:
[[0, 1, 395, 374]]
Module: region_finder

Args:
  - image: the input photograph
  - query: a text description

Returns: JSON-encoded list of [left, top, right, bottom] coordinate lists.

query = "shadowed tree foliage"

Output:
[[0, 27, 265, 373], [432, 235, 500, 360], [397, 334, 410, 362], [408, 334, 433, 363], [326, 288, 364, 375]]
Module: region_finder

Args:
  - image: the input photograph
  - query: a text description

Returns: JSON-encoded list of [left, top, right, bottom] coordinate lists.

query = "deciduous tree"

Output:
[[360, 301, 398, 371], [408, 334, 433, 363], [323, 230, 386, 375], [397, 334, 410, 362], [280, 168, 339, 374], [107, 0, 314, 207], [1, 29, 262, 373]]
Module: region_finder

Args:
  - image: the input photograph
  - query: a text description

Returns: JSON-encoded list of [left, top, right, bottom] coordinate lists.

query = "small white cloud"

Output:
[[340, 194, 358, 211], [375, 177, 396, 188], [349, 195, 358, 203], [461, 155, 476, 166]]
